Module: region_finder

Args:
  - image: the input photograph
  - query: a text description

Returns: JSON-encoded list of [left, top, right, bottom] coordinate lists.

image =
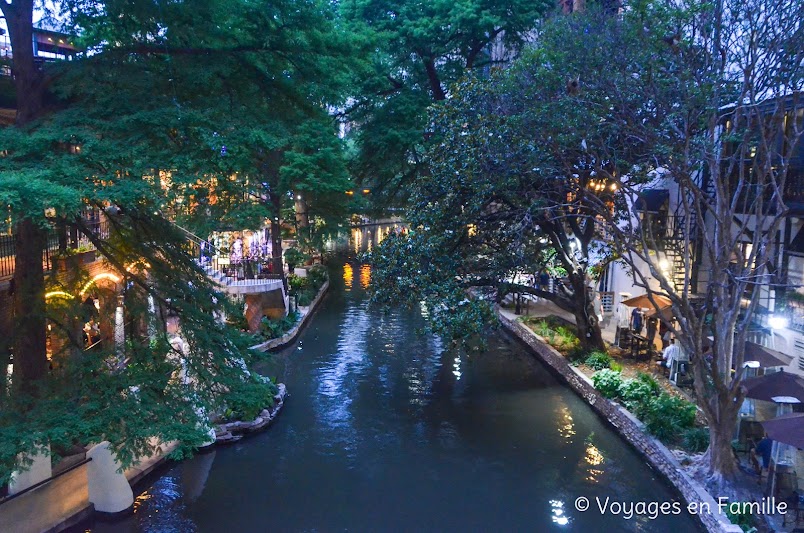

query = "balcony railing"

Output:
[[0, 215, 109, 281]]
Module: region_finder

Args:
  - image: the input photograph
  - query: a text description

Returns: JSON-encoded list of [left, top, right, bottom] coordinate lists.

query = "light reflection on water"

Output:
[[74, 261, 702, 533]]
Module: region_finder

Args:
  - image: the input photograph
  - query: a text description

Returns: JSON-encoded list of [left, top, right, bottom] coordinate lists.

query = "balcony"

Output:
[[0, 216, 108, 281]]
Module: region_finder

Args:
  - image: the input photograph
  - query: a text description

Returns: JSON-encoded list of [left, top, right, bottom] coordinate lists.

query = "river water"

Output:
[[77, 261, 701, 532]]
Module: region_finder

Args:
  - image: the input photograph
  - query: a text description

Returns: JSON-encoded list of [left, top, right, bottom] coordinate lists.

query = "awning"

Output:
[[634, 189, 669, 213], [744, 341, 794, 368], [760, 413, 804, 449]]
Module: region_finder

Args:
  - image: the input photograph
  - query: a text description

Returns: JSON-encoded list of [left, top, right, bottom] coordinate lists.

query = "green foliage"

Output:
[[342, 0, 551, 203], [307, 264, 328, 291], [284, 248, 309, 271], [585, 351, 612, 370], [259, 310, 300, 340], [296, 291, 314, 307], [725, 503, 757, 532], [592, 369, 623, 399], [0, 0, 362, 481], [682, 427, 710, 453], [288, 274, 311, 292], [636, 372, 662, 396], [223, 374, 278, 422], [642, 393, 697, 442], [610, 361, 624, 372], [618, 379, 656, 418], [523, 317, 580, 353]]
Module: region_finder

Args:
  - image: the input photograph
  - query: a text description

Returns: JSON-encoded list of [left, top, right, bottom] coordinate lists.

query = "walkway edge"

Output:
[[250, 280, 329, 352], [497, 308, 742, 533]]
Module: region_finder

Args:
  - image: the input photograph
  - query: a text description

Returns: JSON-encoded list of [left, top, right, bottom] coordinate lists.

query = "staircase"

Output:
[[662, 168, 712, 293]]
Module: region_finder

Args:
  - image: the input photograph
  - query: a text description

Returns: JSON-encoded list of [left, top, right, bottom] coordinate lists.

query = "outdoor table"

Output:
[[630, 334, 650, 360]]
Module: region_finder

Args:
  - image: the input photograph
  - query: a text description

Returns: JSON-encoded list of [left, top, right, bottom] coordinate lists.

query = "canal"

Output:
[[78, 261, 701, 532]]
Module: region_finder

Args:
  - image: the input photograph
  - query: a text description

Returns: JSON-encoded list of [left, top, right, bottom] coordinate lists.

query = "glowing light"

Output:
[[343, 263, 353, 289], [80, 273, 122, 296], [768, 315, 788, 330], [550, 500, 569, 526], [585, 443, 604, 466], [557, 406, 576, 440], [659, 259, 670, 271], [359, 264, 371, 289], [610, 183, 617, 191], [45, 291, 74, 300], [467, 224, 477, 237], [362, 189, 370, 194]]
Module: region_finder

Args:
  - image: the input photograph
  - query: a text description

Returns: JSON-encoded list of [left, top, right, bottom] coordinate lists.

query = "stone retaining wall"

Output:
[[498, 310, 742, 533], [250, 280, 329, 352]]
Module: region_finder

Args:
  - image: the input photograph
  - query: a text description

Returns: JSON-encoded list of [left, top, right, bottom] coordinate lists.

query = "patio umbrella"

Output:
[[761, 412, 804, 498], [743, 341, 794, 369], [621, 293, 672, 309], [760, 413, 804, 449], [742, 370, 804, 403]]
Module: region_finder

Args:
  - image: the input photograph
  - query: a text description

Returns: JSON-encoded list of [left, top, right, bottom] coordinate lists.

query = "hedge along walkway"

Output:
[[250, 280, 329, 352], [497, 306, 742, 533]]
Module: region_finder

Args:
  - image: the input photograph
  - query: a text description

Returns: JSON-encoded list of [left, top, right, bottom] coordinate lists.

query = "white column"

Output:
[[86, 441, 134, 514], [114, 295, 125, 360]]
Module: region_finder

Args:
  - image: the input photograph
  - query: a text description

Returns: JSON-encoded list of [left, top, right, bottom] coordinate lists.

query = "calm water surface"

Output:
[[78, 262, 700, 532]]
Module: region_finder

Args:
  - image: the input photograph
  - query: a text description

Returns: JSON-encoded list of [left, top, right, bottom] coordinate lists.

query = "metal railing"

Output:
[[175, 224, 283, 282], [0, 215, 109, 281]]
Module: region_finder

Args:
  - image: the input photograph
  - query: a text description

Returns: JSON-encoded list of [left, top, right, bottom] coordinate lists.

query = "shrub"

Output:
[[592, 369, 623, 399], [682, 427, 710, 453], [610, 361, 624, 372], [618, 378, 656, 418], [636, 372, 662, 395], [225, 374, 278, 421], [296, 290, 314, 307], [288, 274, 310, 292], [307, 264, 328, 290], [585, 351, 612, 370], [259, 310, 300, 339], [567, 345, 588, 363], [642, 393, 697, 442], [284, 247, 308, 271]]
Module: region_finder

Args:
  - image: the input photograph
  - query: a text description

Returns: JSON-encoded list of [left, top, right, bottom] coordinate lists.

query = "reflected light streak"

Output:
[[584, 443, 605, 483], [557, 406, 576, 440], [343, 263, 353, 289], [550, 500, 569, 526], [359, 264, 371, 289]]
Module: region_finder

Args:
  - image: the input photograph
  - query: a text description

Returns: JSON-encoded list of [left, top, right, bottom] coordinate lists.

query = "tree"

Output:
[[341, 0, 551, 205], [0, 0, 356, 479], [605, 0, 804, 492], [369, 8, 664, 352]]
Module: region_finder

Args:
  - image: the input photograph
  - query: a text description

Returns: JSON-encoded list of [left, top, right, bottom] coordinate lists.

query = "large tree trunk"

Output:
[[6, 2, 44, 126], [701, 406, 740, 496], [3, 1, 50, 392], [12, 219, 48, 389], [567, 271, 606, 352]]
